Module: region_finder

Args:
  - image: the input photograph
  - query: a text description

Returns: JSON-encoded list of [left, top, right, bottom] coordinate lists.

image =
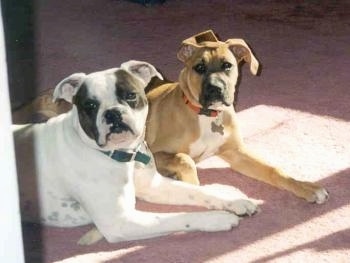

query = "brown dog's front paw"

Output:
[[297, 181, 329, 204], [309, 186, 329, 204], [163, 172, 180, 181], [156, 152, 200, 185], [163, 171, 200, 185]]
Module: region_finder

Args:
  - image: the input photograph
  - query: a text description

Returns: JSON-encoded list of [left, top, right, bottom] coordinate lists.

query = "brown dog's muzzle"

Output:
[[200, 76, 231, 108]]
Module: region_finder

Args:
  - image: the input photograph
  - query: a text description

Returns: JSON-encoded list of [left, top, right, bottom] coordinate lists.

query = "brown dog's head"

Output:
[[177, 30, 259, 111]]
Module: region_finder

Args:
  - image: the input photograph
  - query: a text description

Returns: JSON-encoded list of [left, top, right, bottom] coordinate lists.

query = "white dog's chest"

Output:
[[189, 114, 229, 161]]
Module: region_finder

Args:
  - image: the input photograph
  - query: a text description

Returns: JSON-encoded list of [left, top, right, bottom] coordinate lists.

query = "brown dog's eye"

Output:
[[222, 62, 232, 71], [193, 63, 207, 75]]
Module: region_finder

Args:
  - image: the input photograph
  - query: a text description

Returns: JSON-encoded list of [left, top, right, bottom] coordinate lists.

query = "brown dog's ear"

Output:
[[177, 30, 219, 62], [177, 43, 201, 62], [53, 73, 86, 103], [120, 60, 163, 86], [226, 39, 260, 75]]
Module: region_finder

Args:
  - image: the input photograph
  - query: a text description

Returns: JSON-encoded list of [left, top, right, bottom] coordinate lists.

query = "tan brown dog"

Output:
[[145, 30, 328, 204]]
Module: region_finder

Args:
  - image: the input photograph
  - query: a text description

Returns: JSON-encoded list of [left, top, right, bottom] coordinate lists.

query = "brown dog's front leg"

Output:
[[153, 152, 200, 185], [219, 148, 329, 204]]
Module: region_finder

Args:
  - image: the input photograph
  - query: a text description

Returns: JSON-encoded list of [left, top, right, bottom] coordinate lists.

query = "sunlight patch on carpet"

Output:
[[210, 205, 350, 263], [198, 105, 350, 181], [53, 246, 144, 263]]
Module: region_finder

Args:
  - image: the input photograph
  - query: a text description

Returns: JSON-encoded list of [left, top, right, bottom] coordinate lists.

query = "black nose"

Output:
[[206, 84, 223, 100], [105, 109, 122, 125]]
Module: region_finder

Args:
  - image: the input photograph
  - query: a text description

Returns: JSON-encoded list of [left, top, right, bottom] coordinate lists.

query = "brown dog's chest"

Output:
[[188, 113, 231, 161]]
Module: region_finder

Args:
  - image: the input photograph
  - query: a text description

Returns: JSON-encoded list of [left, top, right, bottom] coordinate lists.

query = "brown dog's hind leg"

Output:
[[153, 152, 200, 185], [12, 92, 71, 123], [219, 148, 329, 204]]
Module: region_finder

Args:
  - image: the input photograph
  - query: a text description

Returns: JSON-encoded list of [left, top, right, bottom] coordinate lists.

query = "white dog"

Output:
[[13, 60, 257, 244]]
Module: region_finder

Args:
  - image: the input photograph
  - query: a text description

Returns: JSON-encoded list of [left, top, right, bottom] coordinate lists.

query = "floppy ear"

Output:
[[178, 29, 219, 62], [177, 43, 201, 62], [226, 39, 260, 75], [53, 73, 86, 103], [120, 60, 163, 86]]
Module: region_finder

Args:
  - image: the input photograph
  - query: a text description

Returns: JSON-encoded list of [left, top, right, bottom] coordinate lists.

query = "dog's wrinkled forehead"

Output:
[[193, 46, 237, 66], [83, 71, 116, 100], [74, 69, 147, 109]]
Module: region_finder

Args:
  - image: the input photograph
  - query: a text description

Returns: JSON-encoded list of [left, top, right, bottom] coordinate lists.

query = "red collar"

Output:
[[183, 94, 220, 117]]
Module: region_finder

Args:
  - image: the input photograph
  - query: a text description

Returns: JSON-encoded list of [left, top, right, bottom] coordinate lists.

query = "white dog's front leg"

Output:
[[134, 169, 258, 216], [76, 166, 240, 245], [79, 209, 239, 245]]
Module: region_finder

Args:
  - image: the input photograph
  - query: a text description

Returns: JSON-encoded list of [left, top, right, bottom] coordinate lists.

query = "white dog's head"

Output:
[[53, 60, 162, 150]]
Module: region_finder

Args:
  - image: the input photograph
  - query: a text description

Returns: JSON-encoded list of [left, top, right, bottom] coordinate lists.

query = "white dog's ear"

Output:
[[53, 73, 86, 103], [121, 60, 163, 86], [226, 39, 260, 75]]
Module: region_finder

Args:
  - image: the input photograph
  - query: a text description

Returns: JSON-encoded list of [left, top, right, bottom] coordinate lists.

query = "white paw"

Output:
[[202, 184, 259, 216], [223, 198, 258, 216], [199, 211, 240, 232], [312, 187, 329, 204], [77, 227, 103, 245]]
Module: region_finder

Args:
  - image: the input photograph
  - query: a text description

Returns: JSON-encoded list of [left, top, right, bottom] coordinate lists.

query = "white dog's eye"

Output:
[[126, 92, 136, 101], [84, 100, 99, 113]]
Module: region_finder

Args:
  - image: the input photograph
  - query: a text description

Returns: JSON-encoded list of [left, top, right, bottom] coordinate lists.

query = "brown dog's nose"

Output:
[[207, 84, 222, 97], [200, 76, 231, 108], [203, 83, 224, 103]]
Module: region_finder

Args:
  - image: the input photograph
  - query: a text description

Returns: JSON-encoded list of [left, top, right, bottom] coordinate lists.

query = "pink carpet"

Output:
[[6, 0, 349, 262], [23, 105, 350, 263]]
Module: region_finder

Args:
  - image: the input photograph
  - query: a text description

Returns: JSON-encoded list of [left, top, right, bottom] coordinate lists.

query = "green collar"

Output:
[[101, 148, 151, 165]]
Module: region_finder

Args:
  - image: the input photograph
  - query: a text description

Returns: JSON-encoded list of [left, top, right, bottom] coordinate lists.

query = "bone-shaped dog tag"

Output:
[[211, 113, 224, 135]]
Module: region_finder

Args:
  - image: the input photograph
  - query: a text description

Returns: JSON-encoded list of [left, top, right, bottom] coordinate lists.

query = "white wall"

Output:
[[0, 6, 25, 263]]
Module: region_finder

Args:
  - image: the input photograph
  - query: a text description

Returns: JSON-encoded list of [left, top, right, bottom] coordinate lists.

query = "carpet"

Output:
[[23, 104, 350, 263], [7, 0, 349, 261]]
